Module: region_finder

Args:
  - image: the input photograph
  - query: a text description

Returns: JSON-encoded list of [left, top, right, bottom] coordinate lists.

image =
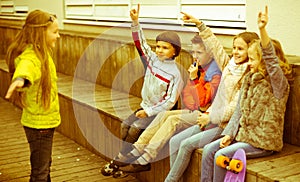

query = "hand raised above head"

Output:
[[130, 3, 140, 22], [180, 12, 202, 26], [258, 6, 268, 29]]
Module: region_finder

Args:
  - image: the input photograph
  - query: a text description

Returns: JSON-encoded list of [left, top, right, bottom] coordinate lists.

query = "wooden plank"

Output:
[[284, 64, 300, 146], [0, 98, 140, 181], [247, 152, 300, 181]]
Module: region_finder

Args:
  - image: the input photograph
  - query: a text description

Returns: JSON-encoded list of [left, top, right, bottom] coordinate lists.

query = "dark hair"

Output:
[[156, 31, 181, 58]]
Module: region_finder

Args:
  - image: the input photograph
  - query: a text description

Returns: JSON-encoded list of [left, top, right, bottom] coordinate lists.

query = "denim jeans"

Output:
[[24, 126, 55, 182], [165, 125, 223, 182], [201, 138, 273, 182]]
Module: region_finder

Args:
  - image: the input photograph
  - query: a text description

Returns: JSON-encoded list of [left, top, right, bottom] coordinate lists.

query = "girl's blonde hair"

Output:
[[248, 39, 292, 78], [6, 10, 57, 109]]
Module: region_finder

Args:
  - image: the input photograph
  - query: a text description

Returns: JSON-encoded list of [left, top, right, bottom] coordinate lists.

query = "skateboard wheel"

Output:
[[216, 155, 230, 168], [229, 159, 243, 173]]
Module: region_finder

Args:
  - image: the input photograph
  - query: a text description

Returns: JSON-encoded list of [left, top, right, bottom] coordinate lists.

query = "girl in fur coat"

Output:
[[201, 6, 292, 182]]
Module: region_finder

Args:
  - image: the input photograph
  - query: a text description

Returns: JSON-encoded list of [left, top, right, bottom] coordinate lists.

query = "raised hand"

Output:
[[258, 6, 268, 29], [130, 3, 140, 25], [180, 12, 202, 26], [258, 6, 270, 48]]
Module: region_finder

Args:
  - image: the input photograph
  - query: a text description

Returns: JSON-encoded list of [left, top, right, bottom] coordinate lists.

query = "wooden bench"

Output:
[[1, 59, 300, 182], [1, 26, 300, 181]]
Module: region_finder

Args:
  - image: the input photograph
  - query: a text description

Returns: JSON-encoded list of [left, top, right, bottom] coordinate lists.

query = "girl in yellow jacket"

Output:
[[5, 10, 60, 181]]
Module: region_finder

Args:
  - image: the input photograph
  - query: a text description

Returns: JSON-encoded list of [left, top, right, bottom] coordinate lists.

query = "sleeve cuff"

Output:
[[196, 22, 207, 32]]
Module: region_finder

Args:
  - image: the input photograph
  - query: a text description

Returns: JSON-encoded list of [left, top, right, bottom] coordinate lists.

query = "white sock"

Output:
[[130, 149, 141, 157], [136, 153, 151, 165]]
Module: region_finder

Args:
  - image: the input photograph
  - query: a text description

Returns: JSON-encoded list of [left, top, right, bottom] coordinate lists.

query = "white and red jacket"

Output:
[[131, 24, 184, 116]]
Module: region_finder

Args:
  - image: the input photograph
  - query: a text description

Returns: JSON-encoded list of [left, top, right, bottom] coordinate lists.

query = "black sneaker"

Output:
[[119, 163, 151, 173], [100, 160, 119, 176], [112, 170, 129, 178]]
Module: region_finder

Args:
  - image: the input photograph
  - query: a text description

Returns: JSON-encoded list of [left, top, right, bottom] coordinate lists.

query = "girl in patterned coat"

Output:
[[201, 6, 292, 182]]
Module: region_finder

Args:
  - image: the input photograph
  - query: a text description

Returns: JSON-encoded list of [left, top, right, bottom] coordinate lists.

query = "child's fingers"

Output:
[[137, 3, 140, 15], [258, 12, 262, 18], [180, 11, 187, 16], [5, 83, 17, 99], [265, 5, 268, 16]]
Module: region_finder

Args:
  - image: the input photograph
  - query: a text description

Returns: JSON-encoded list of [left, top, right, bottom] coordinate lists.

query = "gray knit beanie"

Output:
[[156, 31, 181, 58]]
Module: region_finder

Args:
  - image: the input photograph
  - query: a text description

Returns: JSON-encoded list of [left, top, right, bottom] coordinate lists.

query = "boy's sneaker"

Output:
[[100, 160, 119, 176], [113, 170, 129, 178], [119, 163, 151, 173]]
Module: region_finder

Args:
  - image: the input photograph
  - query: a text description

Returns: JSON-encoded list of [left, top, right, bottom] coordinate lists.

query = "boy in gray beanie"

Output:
[[101, 3, 184, 177]]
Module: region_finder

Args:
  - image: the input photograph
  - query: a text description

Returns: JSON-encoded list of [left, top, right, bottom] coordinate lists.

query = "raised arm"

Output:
[[258, 6, 289, 99], [258, 6, 270, 48], [181, 12, 203, 27], [180, 12, 230, 71]]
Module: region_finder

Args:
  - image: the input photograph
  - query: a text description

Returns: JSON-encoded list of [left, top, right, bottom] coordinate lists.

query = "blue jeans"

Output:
[[201, 138, 273, 182], [24, 126, 55, 182], [165, 125, 223, 182]]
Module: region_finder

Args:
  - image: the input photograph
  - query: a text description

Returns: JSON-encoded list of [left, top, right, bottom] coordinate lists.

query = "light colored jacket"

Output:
[[197, 25, 248, 128], [131, 24, 184, 116]]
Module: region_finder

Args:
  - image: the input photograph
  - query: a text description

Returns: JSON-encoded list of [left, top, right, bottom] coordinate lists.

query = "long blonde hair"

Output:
[[248, 39, 292, 78], [6, 10, 57, 109]]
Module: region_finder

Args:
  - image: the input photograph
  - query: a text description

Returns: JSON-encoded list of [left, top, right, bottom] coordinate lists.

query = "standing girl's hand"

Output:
[[220, 135, 231, 148], [130, 4, 140, 26], [5, 78, 25, 99], [181, 12, 202, 26], [258, 6, 268, 30]]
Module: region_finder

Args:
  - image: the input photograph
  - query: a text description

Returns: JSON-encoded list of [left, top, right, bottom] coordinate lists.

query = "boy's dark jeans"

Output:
[[120, 110, 156, 155], [24, 126, 55, 182]]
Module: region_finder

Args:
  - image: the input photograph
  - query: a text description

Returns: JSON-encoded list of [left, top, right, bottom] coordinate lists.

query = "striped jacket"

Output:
[[131, 24, 184, 116]]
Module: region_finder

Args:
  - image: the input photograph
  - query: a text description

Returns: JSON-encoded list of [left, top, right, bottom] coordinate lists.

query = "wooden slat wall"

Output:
[[53, 30, 191, 98], [0, 27, 191, 97], [284, 64, 300, 146], [1, 26, 300, 147]]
